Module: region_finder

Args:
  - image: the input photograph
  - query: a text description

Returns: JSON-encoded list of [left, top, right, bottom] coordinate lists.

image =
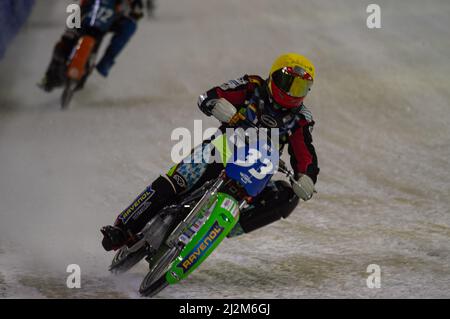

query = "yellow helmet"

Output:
[[268, 53, 315, 109]]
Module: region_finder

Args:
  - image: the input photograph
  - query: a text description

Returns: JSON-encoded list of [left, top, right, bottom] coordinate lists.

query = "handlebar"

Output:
[[230, 112, 318, 199]]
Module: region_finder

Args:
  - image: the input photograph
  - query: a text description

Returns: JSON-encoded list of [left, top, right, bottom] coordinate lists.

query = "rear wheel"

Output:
[[139, 245, 179, 297], [109, 244, 148, 274]]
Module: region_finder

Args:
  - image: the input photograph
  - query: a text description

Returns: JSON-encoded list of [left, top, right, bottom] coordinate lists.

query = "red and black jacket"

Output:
[[198, 75, 320, 184]]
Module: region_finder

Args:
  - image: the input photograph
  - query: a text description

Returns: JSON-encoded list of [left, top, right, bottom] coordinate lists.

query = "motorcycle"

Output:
[[60, 0, 156, 109], [61, 34, 101, 109], [108, 120, 304, 297]]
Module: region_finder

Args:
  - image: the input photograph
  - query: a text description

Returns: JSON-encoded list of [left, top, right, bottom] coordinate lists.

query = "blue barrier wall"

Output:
[[0, 0, 35, 59]]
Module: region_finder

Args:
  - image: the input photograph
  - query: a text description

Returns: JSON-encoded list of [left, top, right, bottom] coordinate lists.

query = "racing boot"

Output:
[[101, 225, 131, 251], [39, 30, 79, 92], [101, 175, 178, 251]]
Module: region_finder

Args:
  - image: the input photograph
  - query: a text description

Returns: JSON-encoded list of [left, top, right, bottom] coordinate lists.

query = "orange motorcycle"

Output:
[[61, 35, 100, 109]]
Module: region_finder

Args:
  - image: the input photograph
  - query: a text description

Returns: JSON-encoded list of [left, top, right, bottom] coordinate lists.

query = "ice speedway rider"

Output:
[[101, 53, 320, 251], [39, 0, 148, 92]]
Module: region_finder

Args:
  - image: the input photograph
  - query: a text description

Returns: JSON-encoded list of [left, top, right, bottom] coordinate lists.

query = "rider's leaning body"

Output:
[[101, 53, 320, 251], [40, 0, 145, 91]]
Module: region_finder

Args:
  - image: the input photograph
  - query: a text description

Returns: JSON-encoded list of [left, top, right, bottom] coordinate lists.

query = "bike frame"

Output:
[[66, 35, 97, 81]]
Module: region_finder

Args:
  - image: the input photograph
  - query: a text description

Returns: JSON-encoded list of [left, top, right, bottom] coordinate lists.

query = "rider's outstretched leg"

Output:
[[101, 175, 177, 251], [39, 29, 79, 92], [96, 16, 137, 77], [101, 142, 222, 251]]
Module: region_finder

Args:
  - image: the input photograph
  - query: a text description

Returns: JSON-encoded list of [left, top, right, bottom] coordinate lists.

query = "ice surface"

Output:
[[0, 0, 449, 298]]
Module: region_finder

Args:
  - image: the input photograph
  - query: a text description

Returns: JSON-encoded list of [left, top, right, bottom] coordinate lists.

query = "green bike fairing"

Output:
[[165, 192, 240, 284]]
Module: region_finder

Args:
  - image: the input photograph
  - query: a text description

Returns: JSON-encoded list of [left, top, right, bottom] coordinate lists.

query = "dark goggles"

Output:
[[271, 66, 313, 98]]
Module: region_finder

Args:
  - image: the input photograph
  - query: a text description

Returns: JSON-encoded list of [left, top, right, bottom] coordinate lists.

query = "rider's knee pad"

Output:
[[153, 175, 178, 197], [237, 180, 299, 234]]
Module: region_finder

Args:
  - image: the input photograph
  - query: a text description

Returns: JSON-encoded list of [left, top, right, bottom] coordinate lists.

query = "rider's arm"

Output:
[[197, 76, 255, 116], [287, 115, 320, 184]]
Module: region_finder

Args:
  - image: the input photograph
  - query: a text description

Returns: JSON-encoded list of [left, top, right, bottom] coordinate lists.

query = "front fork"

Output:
[[165, 182, 246, 284], [165, 174, 226, 248]]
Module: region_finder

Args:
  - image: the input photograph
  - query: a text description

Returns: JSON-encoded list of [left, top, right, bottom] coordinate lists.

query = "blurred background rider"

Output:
[[39, 0, 153, 92]]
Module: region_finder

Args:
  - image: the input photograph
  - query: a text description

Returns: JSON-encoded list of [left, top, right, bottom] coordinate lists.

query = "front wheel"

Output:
[[139, 275, 169, 298], [61, 80, 77, 109]]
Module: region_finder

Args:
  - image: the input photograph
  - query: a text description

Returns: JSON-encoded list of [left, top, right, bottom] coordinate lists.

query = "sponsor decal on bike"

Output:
[[119, 188, 155, 224], [239, 172, 253, 184], [231, 204, 240, 219], [220, 198, 239, 218], [178, 221, 224, 273], [221, 198, 235, 212], [222, 197, 240, 219]]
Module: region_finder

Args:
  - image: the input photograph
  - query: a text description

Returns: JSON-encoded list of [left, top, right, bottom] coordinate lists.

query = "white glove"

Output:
[[211, 98, 237, 123], [290, 174, 315, 201]]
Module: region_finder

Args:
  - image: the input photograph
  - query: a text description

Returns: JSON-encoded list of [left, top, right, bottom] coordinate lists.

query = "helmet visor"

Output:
[[271, 67, 313, 98]]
